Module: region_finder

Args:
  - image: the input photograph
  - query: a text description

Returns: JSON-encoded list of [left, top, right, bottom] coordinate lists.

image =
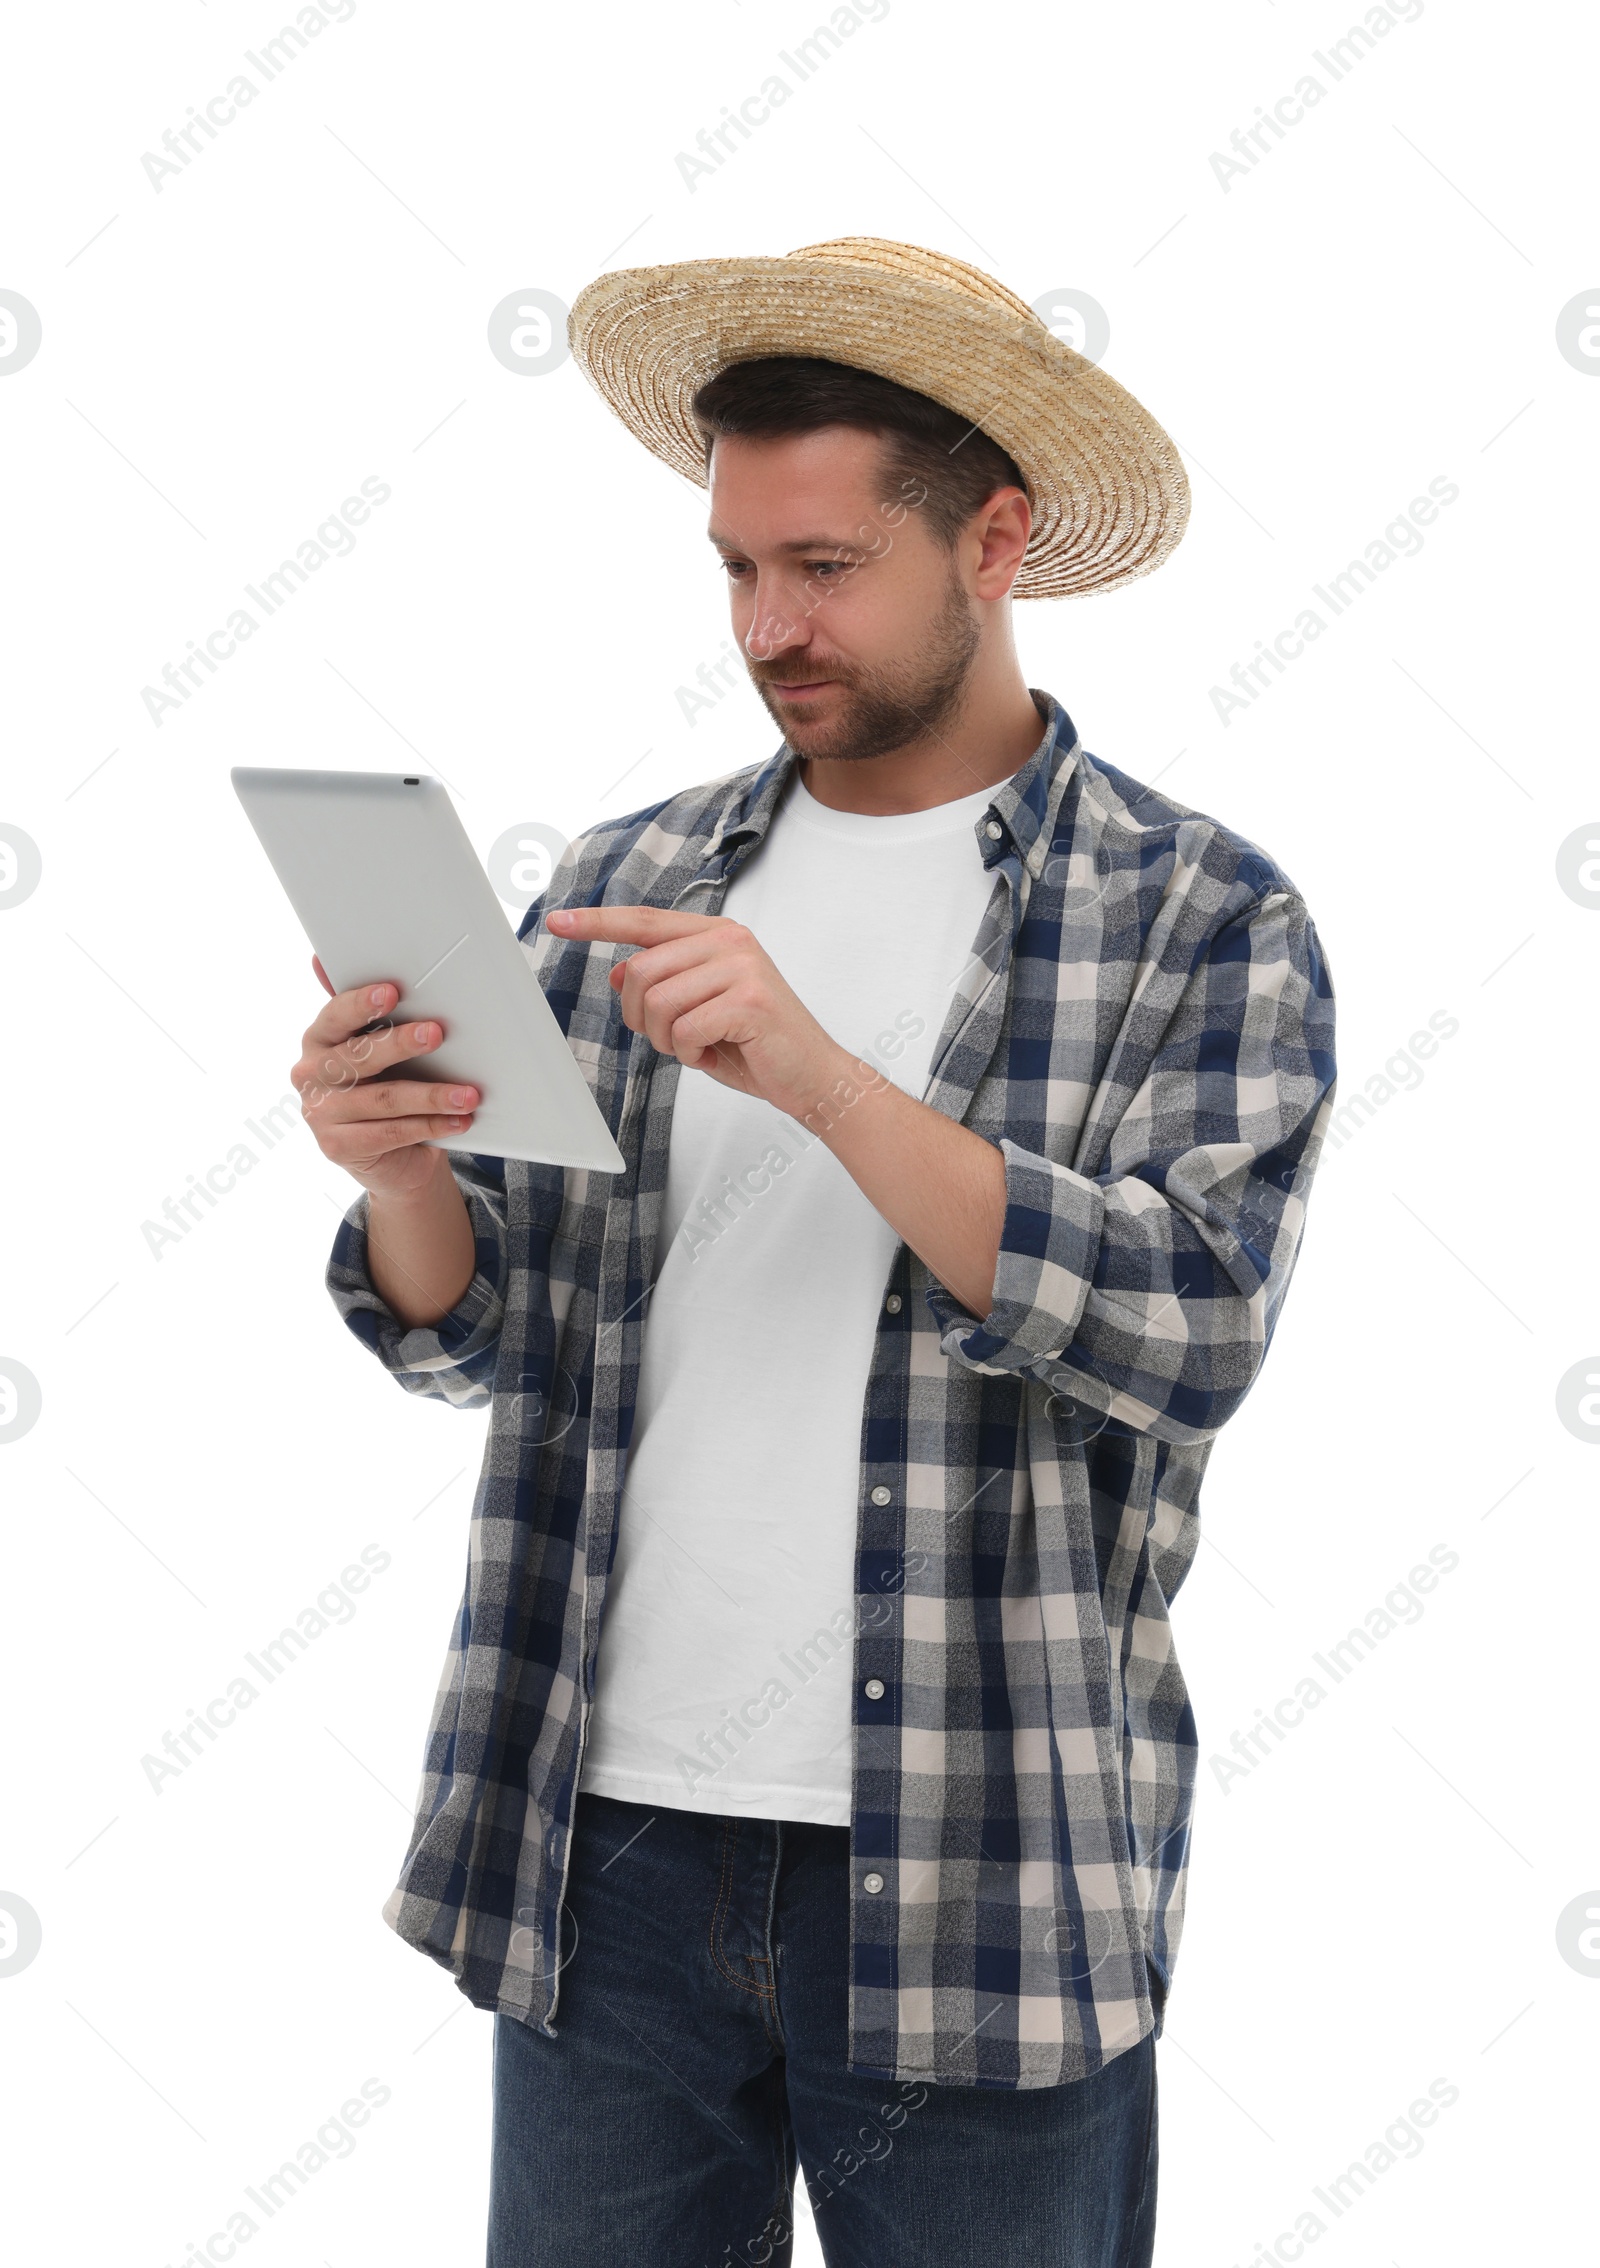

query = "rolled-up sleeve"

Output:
[[325, 1150, 509, 1410], [924, 890, 1337, 1446]]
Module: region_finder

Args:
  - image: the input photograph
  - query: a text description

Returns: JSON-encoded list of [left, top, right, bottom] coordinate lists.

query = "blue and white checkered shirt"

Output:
[[327, 689, 1337, 2088]]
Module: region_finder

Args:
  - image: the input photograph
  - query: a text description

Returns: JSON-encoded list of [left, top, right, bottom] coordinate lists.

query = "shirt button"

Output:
[[884, 1292, 902, 1314], [984, 819, 1003, 840], [864, 1677, 885, 1699], [863, 1872, 885, 1895], [870, 1484, 891, 1506]]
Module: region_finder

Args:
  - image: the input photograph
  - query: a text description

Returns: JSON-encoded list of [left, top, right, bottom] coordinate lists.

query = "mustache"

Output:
[[751, 662, 851, 687]]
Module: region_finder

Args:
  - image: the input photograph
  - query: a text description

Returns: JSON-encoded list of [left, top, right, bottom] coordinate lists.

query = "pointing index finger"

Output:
[[545, 904, 719, 944]]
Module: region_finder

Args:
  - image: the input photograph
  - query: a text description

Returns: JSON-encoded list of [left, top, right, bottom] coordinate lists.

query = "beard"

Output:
[[747, 557, 982, 763]]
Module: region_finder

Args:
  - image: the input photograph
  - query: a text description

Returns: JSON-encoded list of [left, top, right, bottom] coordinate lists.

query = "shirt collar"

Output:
[[693, 687, 1081, 890]]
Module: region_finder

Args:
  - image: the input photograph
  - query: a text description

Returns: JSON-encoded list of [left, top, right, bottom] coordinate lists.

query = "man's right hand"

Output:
[[293, 960, 481, 1202]]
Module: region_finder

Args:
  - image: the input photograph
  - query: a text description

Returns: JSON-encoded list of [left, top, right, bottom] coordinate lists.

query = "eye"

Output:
[[718, 558, 751, 577]]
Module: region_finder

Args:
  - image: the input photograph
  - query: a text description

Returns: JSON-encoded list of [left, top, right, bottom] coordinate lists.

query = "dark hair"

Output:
[[690, 356, 1027, 553]]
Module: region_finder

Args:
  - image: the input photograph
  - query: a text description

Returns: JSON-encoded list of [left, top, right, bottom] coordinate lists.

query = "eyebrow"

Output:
[[706, 529, 866, 555]]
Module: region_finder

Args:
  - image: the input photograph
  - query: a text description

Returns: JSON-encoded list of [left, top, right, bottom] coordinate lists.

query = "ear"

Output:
[[972, 486, 1032, 601]]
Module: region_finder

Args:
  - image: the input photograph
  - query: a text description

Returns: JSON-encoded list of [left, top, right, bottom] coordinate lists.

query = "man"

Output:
[[301, 238, 1337, 2264]]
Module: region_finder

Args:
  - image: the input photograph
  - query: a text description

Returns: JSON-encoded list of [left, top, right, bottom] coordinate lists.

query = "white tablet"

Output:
[[232, 766, 625, 1172]]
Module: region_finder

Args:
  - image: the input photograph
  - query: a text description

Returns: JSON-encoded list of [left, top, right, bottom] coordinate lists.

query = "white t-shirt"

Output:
[[576, 763, 1005, 1824]]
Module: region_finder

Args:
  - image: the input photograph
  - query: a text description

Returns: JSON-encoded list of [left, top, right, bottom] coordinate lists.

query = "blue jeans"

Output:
[[487, 1791, 1158, 2266]]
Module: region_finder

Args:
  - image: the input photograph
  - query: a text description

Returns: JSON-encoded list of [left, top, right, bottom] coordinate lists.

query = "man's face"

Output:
[[706, 425, 987, 764]]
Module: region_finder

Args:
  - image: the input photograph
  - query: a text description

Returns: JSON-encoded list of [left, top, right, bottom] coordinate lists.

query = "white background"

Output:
[[2, 1, 1596, 2262]]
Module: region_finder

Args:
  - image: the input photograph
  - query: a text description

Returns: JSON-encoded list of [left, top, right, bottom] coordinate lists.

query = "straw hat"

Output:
[[566, 236, 1189, 599]]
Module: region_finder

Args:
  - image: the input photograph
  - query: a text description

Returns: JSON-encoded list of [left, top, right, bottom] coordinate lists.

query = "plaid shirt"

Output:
[[327, 689, 1337, 2088]]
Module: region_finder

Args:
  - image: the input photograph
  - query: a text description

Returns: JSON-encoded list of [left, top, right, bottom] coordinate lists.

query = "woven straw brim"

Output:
[[567, 247, 1189, 599]]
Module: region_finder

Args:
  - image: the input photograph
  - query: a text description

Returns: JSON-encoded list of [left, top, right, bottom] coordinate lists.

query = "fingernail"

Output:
[[370, 984, 389, 1007], [448, 1087, 474, 1106], [547, 908, 574, 929], [412, 1022, 433, 1043]]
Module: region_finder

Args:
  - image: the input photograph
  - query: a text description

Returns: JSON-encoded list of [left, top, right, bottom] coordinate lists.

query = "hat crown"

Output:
[[783, 236, 1042, 330]]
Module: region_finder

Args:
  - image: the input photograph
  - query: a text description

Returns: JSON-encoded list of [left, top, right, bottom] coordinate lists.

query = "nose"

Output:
[[742, 572, 809, 666]]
